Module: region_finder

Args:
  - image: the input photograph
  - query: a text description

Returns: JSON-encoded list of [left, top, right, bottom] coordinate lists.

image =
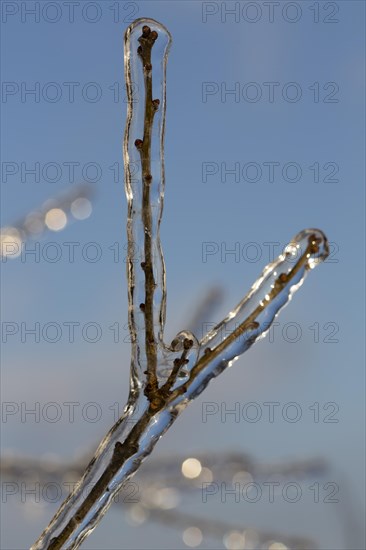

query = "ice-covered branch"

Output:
[[31, 18, 329, 550], [125, 23, 166, 399]]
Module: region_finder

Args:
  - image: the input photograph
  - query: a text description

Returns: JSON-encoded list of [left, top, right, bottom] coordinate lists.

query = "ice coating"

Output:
[[200, 229, 329, 352], [124, 19, 173, 396], [31, 19, 329, 550]]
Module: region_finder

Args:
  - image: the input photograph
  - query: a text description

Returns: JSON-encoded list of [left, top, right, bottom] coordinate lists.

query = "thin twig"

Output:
[[135, 26, 160, 402]]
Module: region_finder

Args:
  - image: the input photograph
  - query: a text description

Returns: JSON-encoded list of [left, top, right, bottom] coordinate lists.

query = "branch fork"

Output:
[[31, 18, 329, 550]]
